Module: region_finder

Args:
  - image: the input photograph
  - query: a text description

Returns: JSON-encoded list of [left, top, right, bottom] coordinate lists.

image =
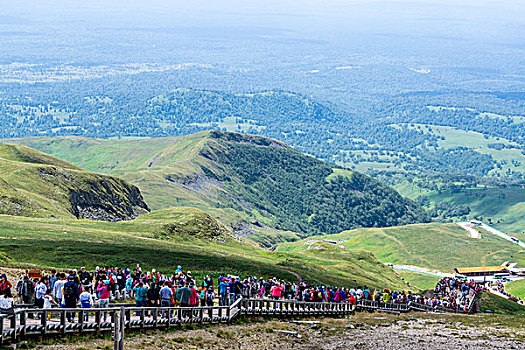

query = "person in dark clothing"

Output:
[[78, 267, 91, 287], [63, 276, 79, 322], [178, 281, 192, 317], [116, 268, 126, 299], [147, 282, 159, 308], [19, 276, 34, 305], [203, 275, 213, 288], [233, 278, 243, 301]]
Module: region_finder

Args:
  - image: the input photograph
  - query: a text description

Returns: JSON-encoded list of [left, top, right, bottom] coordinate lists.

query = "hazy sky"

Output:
[[1, 1, 523, 69], [4, 0, 524, 32]]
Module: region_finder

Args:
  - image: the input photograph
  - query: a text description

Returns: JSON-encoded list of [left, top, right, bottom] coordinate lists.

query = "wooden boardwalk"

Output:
[[0, 297, 475, 346]]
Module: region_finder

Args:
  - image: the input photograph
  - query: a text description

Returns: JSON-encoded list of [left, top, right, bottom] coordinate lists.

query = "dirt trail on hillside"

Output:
[[279, 268, 304, 283]]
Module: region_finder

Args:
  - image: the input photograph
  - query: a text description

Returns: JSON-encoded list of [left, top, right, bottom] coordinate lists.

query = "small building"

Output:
[[454, 266, 508, 277]]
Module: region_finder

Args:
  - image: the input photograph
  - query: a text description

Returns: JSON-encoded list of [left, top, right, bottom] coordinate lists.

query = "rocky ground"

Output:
[[30, 312, 524, 350]]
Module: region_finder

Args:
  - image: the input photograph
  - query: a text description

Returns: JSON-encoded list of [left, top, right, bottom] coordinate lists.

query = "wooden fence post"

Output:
[[95, 309, 101, 333], [120, 307, 125, 350], [41, 310, 48, 335], [10, 313, 16, 342], [0, 315, 5, 345], [60, 310, 66, 335], [113, 310, 120, 350]]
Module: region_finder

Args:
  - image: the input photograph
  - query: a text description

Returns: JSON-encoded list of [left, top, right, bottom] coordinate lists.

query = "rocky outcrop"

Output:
[[69, 180, 149, 222]]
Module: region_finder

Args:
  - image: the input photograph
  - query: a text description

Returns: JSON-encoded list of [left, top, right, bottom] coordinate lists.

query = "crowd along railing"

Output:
[[0, 295, 479, 346]]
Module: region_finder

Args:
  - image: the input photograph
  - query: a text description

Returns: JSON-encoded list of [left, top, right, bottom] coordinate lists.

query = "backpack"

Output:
[[64, 283, 77, 301], [28, 282, 35, 295]]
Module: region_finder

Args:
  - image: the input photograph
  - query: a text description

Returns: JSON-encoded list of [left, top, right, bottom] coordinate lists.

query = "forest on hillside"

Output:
[[200, 133, 430, 236]]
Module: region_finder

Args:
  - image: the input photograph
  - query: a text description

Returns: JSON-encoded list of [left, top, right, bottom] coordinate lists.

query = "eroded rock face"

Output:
[[69, 181, 149, 222]]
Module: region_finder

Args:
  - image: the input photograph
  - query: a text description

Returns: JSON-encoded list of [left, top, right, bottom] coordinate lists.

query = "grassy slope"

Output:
[[395, 183, 525, 235], [0, 144, 147, 220], [396, 271, 441, 290], [391, 124, 525, 234], [506, 279, 525, 300], [480, 292, 525, 315], [0, 210, 409, 290], [0, 144, 81, 170], [424, 187, 525, 234], [276, 223, 525, 272]]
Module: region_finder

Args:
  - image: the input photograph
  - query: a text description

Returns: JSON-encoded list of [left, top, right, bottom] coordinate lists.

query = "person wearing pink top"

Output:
[[97, 280, 110, 321], [270, 284, 283, 300]]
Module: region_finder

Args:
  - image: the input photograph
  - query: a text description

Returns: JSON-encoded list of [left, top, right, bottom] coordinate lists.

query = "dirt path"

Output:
[[279, 268, 304, 283], [457, 222, 481, 239]]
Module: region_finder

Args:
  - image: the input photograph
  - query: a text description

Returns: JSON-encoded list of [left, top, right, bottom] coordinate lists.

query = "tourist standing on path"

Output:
[[218, 278, 228, 306], [19, 276, 34, 305], [0, 274, 12, 297], [34, 277, 48, 308], [271, 283, 283, 300], [159, 281, 173, 317], [63, 276, 79, 322], [96, 279, 111, 321], [178, 281, 192, 317], [133, 282, 148, 316], [79, 286, 94, 321], [52, 273, 66, 307]]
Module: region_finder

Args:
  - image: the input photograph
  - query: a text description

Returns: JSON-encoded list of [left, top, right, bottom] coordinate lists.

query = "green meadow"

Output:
[[277, 223, 525, 272], [0, 210, 410, 290]]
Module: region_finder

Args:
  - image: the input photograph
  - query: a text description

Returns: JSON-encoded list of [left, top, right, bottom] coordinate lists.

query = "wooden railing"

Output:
[[356, 299, 410, 312], [240, 298, 356, 317], [0, 296, 477, 346], [1, 304, 234, 345]]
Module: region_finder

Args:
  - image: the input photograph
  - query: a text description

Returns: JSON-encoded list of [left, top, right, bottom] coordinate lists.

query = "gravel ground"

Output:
[[33, 312, 524, 350]]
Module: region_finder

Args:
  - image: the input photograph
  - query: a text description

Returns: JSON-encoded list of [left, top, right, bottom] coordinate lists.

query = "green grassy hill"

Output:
[[5, 131, 429, 242], [395, 271, 441, 290], [0, 144, 149, 221], [0, 211, 409, 290], [479, 292, 525, 315], [276, 223, 525, 272], [395, 183, 525, 234], [0, 143, 81, 170], [506, 279, 525, 300]]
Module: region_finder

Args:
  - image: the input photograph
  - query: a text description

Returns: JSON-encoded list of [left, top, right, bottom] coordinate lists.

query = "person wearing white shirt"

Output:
[[79, 287, 94, 321], [35, 277, 48, 308], [53, 273, 66, 306]]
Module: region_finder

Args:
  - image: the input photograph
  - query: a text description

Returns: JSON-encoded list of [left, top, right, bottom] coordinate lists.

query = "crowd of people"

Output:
[[0, 265, 492, 317], [431, 277, 483, 312], [489, 280, 523, 304]]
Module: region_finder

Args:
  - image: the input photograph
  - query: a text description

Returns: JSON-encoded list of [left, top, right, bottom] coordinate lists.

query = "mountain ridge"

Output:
[[4, 130, 430, 242]]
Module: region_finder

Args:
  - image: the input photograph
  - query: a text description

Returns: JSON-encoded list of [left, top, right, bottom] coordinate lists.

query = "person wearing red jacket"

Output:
[[189, 282, 199, 306], [348, 293, 356, 306], [0, 274, 12, 297]]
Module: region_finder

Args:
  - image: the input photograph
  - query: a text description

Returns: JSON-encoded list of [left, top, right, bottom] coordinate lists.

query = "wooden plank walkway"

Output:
[[0, 297, 476, 346]]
